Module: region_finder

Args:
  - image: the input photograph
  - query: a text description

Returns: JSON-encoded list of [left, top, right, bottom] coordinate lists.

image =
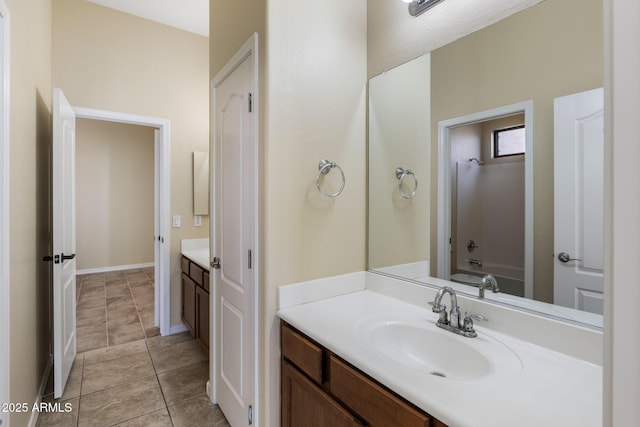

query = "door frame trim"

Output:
[[437, 100, 534, 298], [73, 106, 171, 336], [0, 2, 10, 424], [209, 32, 259, 425]]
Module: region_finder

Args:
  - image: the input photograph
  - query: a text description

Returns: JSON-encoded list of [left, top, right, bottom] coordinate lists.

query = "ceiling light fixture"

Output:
[[405, 0, 446, 17]]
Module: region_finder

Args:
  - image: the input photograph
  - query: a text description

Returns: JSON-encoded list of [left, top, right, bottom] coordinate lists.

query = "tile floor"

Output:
[[75, 268, 159, 353], [37, 269, 230, 427]]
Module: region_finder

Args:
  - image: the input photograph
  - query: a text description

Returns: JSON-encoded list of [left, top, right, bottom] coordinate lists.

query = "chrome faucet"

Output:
[[431, 286, 484, 338], [479, 274, 500, 298], [432, 286, 461, 329]]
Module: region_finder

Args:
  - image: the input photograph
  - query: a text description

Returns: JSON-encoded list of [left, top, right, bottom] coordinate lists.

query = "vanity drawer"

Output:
[[281, 323, 323, 384], [329, 355, 430, 427], [181, 256, 190, 274], [203, 270, 210, 292], [190, 262, 205, 287]]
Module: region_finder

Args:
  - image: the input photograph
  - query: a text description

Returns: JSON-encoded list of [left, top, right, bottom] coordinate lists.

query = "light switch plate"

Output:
[[194, 215, 202, 226], [172, 215, 181, 228]]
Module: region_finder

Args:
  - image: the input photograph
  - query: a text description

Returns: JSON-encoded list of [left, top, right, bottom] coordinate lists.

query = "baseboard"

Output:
[[206, 380, 213, 402], [168, 324, 189, 335], [28, 356, 52, 427], [77, 262, 154, 275]]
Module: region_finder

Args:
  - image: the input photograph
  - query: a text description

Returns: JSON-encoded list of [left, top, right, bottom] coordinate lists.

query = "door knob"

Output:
[[43, 255, 60, 264], [211, 257, 221, 269], [558, 252, 581, 263]]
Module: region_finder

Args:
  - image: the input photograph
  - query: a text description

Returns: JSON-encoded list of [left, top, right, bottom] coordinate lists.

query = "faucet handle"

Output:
[[465, 312, 488, 322], [428, 301, 444, 312], [429, 302, 449, 324], [462, 312, 487, 334], [428, 301, 441, 309]]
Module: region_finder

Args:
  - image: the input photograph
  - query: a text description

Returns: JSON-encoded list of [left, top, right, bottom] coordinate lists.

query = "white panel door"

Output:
[[554, 87, 604, 314], [52, 88, 77, 398], [213, 53, 255, 426]]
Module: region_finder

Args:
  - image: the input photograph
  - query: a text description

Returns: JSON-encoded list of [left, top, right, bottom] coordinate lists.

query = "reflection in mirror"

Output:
[[439, 106, 531, 299], [368, 55, 430, 279], [193, 151, 209, 215], [367, 0, 604, 328]]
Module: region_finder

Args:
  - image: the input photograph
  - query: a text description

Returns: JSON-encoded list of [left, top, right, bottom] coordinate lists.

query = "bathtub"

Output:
[[451, 263, 524, 297]]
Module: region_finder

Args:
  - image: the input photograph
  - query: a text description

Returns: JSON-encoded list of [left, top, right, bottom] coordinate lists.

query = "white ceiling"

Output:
[[85, 0, 209, 37]]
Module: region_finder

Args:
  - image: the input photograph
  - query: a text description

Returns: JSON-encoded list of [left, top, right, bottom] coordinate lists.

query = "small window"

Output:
[[493, 125, 525, 158]]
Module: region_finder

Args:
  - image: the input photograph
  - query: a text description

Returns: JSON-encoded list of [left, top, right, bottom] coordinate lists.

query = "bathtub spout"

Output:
[[467, 258, 483, 268]]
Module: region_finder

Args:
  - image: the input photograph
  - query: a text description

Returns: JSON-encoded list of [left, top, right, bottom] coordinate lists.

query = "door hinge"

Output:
[[248, 250, 252, 269], [248, 405, 253, 425], [248, 93, 252, 113]]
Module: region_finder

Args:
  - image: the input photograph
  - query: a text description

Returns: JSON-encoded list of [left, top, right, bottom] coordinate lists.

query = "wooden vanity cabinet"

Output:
[[195, 285, 210, 350], [181, 255, 210, 352], [181, 273, 196, 336], [282, 362, 362, 427], [281, 321, 447, 427]]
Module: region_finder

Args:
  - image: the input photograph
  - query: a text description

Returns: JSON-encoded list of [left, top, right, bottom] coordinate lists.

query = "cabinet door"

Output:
[[181, 273, 196, 337], [329, 355, 430, 427], [196, 285, 210, 352], [282, 361, 361, 427], [181, 256, 190, 274]]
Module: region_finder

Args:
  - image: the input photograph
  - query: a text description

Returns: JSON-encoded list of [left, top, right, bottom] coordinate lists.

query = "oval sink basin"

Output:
[[356, 314, 522, 381]]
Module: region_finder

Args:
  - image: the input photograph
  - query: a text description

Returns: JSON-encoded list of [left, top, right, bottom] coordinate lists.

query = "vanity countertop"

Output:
[[277, 288, 602, 427], [181, 238, 209, 270]]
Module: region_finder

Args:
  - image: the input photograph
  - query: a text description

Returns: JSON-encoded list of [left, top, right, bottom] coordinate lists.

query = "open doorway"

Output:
[[75, 118, 157, 350], [74, 106, 171, 339], [437, 100, 534, 298], [448, 115, 526, 297]]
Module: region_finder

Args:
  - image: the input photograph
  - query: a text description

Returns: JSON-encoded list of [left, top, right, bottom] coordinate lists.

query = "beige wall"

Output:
[[368, 54, 430, 270], [53, 0, 209, 328], [210, 1, 366, 425], [265, 2, 366, 424], [7, 0, 53, 425], [431, 0, 603, 302], [75, 119, 155, 271], [367, 0, 544, 78], [210, 0, 266, 77]]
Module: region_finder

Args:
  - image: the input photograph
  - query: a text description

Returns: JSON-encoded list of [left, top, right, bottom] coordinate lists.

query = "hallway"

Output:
[[36, 269, 229, 426]]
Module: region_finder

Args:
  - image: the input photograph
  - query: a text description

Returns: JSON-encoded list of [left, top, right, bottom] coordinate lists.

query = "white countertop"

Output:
[[181, 238, 209, 270], [277, 288, 602, 427]]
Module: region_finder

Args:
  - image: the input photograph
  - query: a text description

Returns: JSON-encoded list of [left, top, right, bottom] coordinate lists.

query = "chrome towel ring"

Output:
[[395, 167, 418, 199], [316, 159, 345, 198]]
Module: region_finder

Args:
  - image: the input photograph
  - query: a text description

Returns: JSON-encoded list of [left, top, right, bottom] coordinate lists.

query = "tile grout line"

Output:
[[103, 274, 110, 348], [125, 272, 151, 340], [75, 354, 85, 427], [144, 339, 175, 426]]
